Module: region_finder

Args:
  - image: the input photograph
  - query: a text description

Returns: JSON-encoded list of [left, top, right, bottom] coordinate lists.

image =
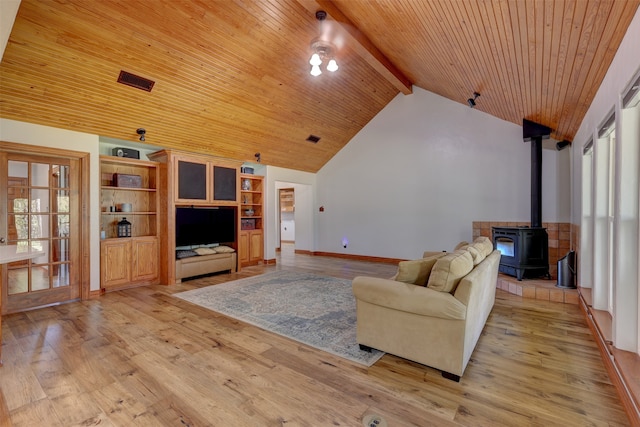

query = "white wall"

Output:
[[545, 147, 571, 223], [0, 118, 101, 291], [316, 87, 570, 259], [0, 0, 20, 61]]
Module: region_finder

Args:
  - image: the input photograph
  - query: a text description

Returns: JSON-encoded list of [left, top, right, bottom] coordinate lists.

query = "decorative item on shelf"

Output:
[[241, 166, 254, 174], [113, 173, 142, 188], [241, 218, 256, 230], [242, 178, 251, 191], [244, 208, 254, 216], [117, 217, 132, 238], [119, 203, 132, 212], [242, 195, 249, 204], [112, 147, 140, 159]]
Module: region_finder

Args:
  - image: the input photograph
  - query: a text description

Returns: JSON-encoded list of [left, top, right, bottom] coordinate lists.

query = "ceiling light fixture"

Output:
[[309, 11, 338, 77], [136, 128, 146, 141], [467, 92, 480, 108]]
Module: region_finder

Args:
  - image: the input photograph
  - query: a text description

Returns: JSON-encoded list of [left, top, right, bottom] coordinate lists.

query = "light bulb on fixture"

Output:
[[308, 41, 338, 76], [309, 53, 322, 66], [310, 65, 322, 76]]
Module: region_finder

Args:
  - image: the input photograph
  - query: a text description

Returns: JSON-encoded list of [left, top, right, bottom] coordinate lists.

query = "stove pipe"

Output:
[[522, 119, 551, 228], [531, 136, 542, 228]]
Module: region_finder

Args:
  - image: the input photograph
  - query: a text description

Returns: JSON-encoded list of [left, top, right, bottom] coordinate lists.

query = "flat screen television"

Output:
[[175, 206, 236, 247]]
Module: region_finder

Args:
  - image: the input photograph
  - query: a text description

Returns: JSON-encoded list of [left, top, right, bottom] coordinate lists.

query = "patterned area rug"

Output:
[[174, 271, 384, 366]]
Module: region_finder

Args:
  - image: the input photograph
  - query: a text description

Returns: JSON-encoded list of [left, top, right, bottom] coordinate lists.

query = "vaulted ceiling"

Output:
[[1, 0, 638, 172]]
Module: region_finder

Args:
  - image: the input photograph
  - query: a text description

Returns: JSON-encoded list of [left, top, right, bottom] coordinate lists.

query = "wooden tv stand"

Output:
[[175, 252, 237, 283]]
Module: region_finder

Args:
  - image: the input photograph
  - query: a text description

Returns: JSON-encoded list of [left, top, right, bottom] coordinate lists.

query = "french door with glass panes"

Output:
[[1, 152, 81, 313]]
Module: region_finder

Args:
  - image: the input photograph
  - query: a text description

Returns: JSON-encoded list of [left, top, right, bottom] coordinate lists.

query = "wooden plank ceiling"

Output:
[[1, 0, 638, 172]]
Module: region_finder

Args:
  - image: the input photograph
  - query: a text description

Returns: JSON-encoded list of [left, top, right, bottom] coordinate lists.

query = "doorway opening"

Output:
[[279, 188, 295, 248]]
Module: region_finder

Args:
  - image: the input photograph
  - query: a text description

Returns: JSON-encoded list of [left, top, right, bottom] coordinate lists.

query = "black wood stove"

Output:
[[492, 226, 549, 280], [493, 119, 551, 281]]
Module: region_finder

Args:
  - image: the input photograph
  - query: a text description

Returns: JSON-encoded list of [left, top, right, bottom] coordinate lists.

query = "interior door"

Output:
[[1, 152, 81, 313]]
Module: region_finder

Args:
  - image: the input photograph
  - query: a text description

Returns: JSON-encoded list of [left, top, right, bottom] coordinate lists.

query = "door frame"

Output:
[[1, 141, 90, 303]]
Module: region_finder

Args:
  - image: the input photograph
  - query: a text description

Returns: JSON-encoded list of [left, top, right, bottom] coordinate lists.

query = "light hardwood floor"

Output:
[[0, 245, 629, 426]]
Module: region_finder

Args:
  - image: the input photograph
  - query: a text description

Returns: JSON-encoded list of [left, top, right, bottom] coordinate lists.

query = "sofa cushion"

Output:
[[473, 236, 494, 257], [454, 241, 470, 250], [214, 245, 235, 253], [465, 244, 485, 266], [394, 257, 442, 286], [427, 249, 474, 293]]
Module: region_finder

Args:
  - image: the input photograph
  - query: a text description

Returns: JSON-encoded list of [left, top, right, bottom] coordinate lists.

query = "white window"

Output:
[[617, 72, 640, 354]]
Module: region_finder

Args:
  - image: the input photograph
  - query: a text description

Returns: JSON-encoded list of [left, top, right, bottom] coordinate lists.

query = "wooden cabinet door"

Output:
[[100, 240, 131, 288], [213, 166, 237, 201], [132, 237, 158, 282], [238, 231, 249, 264], [249, 230, 263, 263], [174, 157, 209, 203]]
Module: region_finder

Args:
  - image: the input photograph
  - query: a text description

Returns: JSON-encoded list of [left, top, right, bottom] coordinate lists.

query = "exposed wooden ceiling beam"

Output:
[[296, 0, 413, 95]]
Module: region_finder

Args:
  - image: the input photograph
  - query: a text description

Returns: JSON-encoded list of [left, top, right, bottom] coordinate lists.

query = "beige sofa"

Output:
[[352, 237, 500, 381]]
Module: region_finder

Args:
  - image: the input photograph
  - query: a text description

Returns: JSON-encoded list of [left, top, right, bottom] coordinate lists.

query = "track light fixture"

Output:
[[136, 128, 146, 141], [556, 140, 571, 151], [309, 10, 338, 77], [255, 152, 261, 163], [467, 92, 480, 108]]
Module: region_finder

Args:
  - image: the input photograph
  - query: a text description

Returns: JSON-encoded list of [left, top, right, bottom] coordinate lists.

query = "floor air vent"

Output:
[[117, 70, 155, 92], [306, 134, 321, 143], [362, 414, 388, 427]]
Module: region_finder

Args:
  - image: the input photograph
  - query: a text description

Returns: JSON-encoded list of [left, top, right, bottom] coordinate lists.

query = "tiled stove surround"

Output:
[[473, 221, 579, 304], [495, 275, 579, 304]]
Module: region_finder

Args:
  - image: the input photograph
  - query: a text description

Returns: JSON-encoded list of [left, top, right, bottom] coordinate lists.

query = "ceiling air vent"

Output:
[[117, 70, 155, 92], [306, 134, 321, 143]]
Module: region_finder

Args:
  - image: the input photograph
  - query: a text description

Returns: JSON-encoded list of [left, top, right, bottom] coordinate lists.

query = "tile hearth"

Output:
[[496, 273, 579, 304]]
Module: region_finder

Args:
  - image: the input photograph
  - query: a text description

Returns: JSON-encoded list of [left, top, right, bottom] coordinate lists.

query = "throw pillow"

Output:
[[214, 245, 235, 253], [394, 257, 441, 286], [473, 236, 494, 257], [466, 244, 485, 266], [176, 250, 198, 259], [422, 251, 448, 260], [194, 247, 217, 256], [427, 249, 474, 293]]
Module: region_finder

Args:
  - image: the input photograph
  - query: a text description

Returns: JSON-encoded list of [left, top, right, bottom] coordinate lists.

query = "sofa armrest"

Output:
[[352, 276, 467, 320], [454, 251, 501, 305]]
